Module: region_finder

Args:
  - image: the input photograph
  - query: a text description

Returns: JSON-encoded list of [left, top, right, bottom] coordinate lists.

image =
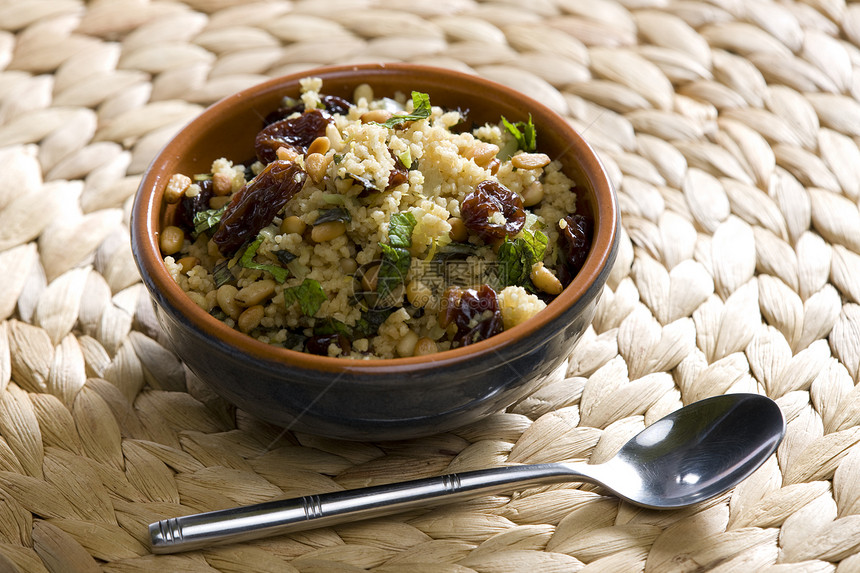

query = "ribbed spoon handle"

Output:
[[149, 463, 583, 554]]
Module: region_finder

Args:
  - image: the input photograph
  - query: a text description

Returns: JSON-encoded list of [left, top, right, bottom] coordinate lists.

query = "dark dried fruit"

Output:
[[264, 95, 352, 125], [176, 178, 213, 231], [460, 180, 525, 243], [255, 109, 332, 164], [386, 151, 409, 190], [557, 214, 593, 286], [212, 160, 307, 256], [438, 284, 503, 347], [306, 333, 351, 356]]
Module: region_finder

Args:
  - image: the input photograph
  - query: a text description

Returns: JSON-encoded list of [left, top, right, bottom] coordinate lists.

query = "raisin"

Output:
[[386, 150, 408, 190], [264, 95, 352, 125], [212, 160, 307, 256], [175, 179, 213, 231], [460, 180, 525, 243], [557, 214, 593, 286], [255, 109, 332, 164], [306, 333, 351, 356], [439, 284, 503, 347]]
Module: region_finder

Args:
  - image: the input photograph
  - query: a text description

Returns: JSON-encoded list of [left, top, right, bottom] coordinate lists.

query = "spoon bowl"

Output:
[[588, 393, 786, 508], [150, 393, 785, 553]]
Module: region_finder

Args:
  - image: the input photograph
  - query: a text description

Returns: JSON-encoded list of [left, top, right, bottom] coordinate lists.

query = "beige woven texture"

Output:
[[2, 0, 860, 570]]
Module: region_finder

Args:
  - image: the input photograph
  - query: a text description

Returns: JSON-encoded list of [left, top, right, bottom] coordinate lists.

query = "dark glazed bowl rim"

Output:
[[131, 63, 618, 376]]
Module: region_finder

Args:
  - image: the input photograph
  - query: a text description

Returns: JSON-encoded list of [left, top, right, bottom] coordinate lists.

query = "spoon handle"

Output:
[[150, 463, 583, 553]]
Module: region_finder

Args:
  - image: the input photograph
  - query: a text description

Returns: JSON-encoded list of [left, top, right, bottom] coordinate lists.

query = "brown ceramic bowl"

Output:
[[131, 63, 618, 441]]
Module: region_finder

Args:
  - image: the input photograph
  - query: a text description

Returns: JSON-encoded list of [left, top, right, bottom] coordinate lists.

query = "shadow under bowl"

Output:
[[131, 63, 619, 441]]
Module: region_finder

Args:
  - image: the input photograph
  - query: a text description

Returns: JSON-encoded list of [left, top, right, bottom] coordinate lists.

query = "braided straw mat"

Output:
[[6, 0, 860, 571]]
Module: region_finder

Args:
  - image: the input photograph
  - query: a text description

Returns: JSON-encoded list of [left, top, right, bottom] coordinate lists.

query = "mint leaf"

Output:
[[378, 244, 411, 299], [375, 212, 417, 299], [388, 212, 417, 249], [501, 114, 537, 152], [239, 237, 289, 283], [314, 207, 351, 225], [284, 278, 327, 316], [353, 308, 393, 339], [497, 229, 548, 289], [192, 205, 227, 237], [379, 91, 432, 128], [212, 260, 234, 288]]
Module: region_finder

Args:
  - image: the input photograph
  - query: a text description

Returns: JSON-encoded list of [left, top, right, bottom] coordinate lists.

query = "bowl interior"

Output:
[[134, 63, 617, 370]]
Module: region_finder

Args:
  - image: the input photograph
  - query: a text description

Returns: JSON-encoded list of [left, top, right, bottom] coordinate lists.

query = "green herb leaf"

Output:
[[388, 212, 417, 249], [346, 172, 380, 192], [398, 148, 412, 169], [497, 229, 548, 289], [284, 278, 327, 317], [501, 114, 537, 152], [377, 244, 411, 299], [314, 317, 353, 338], [239, 237, 289, 283], [434, 241, 478, 260], [192, 205, 227, 237], [353, 308, 393, 339], [275, 250, 297, 266], [212, 260, 234, 288], [314, 207, 351, 225], [333, 154, 343, 164], [379, 91, 432, 128]]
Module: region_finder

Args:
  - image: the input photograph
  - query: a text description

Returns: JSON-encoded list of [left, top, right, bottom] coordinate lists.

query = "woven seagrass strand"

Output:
[[1, 0, 860, 570]]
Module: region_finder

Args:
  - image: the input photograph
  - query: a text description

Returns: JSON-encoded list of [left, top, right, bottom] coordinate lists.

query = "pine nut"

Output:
[[511, 153, 551, 170], [413, 337, 437, 356], [530, 262, 563, 295], [305, 152, 331, 183], [280, 216, 306, 235], [521, 181, 544, 207], [448, 217, 468, 242], [276, 146, 300, 162], [326, 123, 344, 151], [406, 280, 432, 308], [311, 220, 346, 242], [216, 284, 242, 319], [177, 256, 199, 274], [361, 109, 392, 124], [213, 172, 233, 196], [160, 226, 185, 255], [164, 173, 191, 204], [464, 142, 500, 167], [396, 330, 419, 357], [235, 279, 275, 307], [307, 136, 331, 156], [341, 259, 358, 274], [361, 263, 380, 292], [238, 305, 265, 333]]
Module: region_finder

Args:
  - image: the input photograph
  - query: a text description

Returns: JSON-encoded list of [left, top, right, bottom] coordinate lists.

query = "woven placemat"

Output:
[[2, 0, 860, 570]]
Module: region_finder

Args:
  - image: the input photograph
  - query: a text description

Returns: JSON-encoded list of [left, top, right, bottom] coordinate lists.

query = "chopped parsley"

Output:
[[379, 91, 432, 128], [192, 205, 227, 237], [377, 212, 417, 299], [497, 229, 548, 290], [239, 237, 289, 283], [501, 114, 537, 152], [284, 278, 327, 317]]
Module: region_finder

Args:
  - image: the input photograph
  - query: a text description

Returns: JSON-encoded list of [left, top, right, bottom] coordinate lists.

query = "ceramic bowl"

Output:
[[131, 63, 618, 441]]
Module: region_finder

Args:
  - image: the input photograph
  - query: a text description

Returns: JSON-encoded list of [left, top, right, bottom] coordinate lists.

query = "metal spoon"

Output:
[[149, 393, 785, 554]]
